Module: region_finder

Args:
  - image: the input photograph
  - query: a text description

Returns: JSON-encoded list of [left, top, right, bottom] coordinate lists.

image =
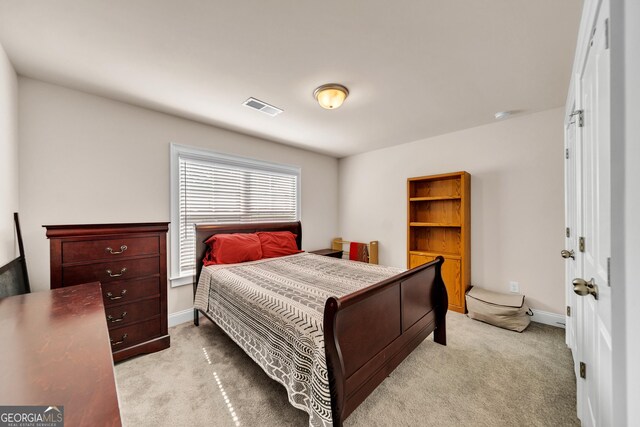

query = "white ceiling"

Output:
[[0, 1, 582, 158]]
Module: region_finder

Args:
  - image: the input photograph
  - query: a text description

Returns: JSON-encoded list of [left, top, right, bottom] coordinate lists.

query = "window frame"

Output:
[[169, 143, 301, 287]]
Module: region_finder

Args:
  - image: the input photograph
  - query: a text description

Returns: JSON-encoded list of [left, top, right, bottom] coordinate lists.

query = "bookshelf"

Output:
[[407, 171, 470, 313]]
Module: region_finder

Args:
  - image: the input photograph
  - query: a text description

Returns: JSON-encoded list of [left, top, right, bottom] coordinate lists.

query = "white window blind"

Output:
[[172, 145, 300, 279]]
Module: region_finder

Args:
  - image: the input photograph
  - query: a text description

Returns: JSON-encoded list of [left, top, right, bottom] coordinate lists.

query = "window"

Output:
[[170, 144, 300, 285]]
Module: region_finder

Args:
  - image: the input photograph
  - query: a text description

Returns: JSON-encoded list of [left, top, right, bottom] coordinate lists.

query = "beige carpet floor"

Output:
[[115, 312, 579, 427]]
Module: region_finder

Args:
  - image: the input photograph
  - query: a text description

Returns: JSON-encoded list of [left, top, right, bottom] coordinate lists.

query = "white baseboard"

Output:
[[168, 308, 196, 327], [531, 309, 566, 328]]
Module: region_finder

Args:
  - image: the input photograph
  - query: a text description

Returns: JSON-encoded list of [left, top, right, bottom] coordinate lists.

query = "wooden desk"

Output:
[[0, 282, 122, 427]]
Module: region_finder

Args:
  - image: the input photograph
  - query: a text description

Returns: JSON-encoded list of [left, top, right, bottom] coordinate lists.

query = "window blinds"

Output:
[[178, 155, 299, 275]]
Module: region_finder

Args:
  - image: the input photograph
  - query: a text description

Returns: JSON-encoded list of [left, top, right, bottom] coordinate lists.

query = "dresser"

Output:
[[44, 222, 170, 362], [0, 283, 122, 426]]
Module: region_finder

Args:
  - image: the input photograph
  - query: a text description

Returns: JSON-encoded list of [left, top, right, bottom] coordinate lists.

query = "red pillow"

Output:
[[203, 233, 263, 265], [256, 231, 302, 259]]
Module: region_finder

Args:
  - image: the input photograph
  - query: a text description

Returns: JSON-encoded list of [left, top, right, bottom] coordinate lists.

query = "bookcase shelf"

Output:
[[410, 222, 462, 227], [409, 196, 461, 202], [408, 250, 462, 260], [407, 171, 470, 313]]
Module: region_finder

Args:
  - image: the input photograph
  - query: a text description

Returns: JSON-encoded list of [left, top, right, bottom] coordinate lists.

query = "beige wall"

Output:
[[18, 77, 339, 316], [338, 108, 565, 314], [15, 76, 566, 316], [0, 43, 18, 265]]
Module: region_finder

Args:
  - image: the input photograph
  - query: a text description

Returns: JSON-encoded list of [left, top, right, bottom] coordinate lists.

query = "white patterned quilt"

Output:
[[194, 252, 403, 427]]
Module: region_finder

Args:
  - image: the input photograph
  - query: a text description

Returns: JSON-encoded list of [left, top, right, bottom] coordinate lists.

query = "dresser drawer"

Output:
[[101, 276, 161, 307], [108, 318, 162, 350], [104, 297, 161, 329], [62, 257, 159, 286], [62, 236, 159, 263]]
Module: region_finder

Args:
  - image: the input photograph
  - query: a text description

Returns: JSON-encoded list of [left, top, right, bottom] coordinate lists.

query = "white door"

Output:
[[563, 108, 581, 389], [564, 108, 579, 353], [568, 0, 612, 424]]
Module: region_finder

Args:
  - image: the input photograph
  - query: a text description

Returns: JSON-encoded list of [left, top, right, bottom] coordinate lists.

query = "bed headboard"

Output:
[[0, 213, 31, 298], [193, 221, 302, 285]]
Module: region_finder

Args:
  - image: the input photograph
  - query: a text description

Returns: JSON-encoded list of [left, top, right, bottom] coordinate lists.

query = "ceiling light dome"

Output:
[[314, 84, 349, 110]]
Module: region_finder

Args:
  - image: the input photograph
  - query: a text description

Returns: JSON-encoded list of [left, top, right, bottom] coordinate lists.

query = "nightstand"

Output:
[[310, 248, 343, 259]]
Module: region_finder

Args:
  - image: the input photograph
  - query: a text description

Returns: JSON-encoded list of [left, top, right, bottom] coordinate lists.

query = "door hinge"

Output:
[[605, 18, 610, 50], [570, 110, 584, 127], [579, 237, 585, 252], [566, 227, 571, 238], [565, 148, 570, 159], [566, 306, 571, 317], [580, 361, 586, 379], [607, 257, 611, 286]]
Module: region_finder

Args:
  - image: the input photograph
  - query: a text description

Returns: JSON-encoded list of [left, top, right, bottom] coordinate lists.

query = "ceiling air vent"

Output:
[[242, 97, 283, 117]]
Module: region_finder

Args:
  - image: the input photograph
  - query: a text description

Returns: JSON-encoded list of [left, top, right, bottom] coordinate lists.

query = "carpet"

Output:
[[114, 312, 579, 426]]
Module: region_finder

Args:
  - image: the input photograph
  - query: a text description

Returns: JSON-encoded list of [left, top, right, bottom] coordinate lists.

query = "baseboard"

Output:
[[530, 309, 566, 328], [168, 308, 196, 327]]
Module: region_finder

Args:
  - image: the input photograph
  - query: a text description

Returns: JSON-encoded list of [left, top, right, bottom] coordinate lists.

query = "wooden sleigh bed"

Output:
[[193, 221, 448, 427]]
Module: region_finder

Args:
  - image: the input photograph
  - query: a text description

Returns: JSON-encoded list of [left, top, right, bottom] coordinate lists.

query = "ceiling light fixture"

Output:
[[314, 84, 349, 110], [494, 111, 512, 120]]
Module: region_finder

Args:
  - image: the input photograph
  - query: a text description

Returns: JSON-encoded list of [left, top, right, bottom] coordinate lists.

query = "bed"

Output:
[[193, 221, 447, 427]]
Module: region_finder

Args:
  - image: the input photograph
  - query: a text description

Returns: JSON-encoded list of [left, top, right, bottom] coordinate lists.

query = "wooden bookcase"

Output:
[[407, 171, 470, 313]]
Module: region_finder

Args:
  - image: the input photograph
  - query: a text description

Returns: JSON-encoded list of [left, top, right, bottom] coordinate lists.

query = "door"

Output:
[[564, 106, 580, 374], [409, 254, 463, 311], [567, 0, 612, 424]]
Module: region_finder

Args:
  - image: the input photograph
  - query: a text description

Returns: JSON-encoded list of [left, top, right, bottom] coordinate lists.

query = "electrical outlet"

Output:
[[509, 281, 520, 293]]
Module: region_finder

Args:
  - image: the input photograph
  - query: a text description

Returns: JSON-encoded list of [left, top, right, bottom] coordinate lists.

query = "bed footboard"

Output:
[[323, 256, 447, 426]]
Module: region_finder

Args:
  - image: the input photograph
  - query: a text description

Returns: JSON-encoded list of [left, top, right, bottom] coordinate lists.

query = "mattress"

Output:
[[194, 252, 403, 427]]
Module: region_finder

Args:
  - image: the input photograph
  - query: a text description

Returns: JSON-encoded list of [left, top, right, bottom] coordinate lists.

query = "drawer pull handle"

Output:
[[106, 267, 127, 277], [106, 290, 127, 300], [106, 245, 128, 255], [107, 311, 128, 323], [110, 333, 128, 346]]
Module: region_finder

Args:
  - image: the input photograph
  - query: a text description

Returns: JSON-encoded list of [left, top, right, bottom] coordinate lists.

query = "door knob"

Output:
[[561, 249, 575, 259], [572, 277, 599, 300]]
